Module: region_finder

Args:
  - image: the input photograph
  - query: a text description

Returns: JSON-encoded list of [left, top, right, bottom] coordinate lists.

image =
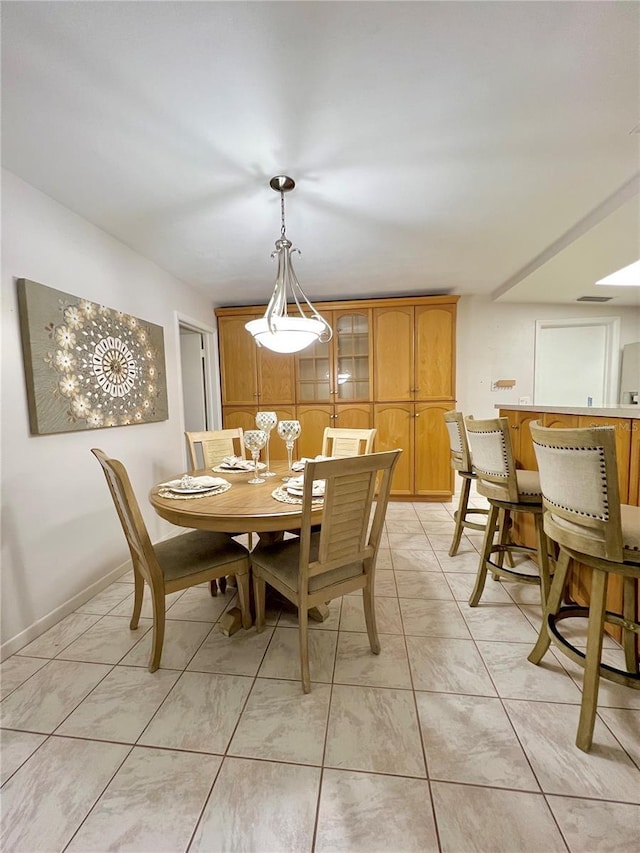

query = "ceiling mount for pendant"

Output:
[[245, 175, 333, 354]]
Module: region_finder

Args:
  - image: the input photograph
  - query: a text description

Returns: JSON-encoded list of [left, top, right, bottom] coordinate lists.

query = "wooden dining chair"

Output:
[[321, 427, 376, 457], [251, 448, 401, 692], [185, 428, 246, 469], [92, 448, 251, 672], [527, 421, 640, 751]]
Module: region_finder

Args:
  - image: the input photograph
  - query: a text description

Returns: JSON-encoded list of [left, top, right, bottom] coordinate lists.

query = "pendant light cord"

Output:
[[280, 191, 286, 238]]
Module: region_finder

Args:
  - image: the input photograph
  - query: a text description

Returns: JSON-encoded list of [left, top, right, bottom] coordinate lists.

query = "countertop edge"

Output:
[[496, 404, 640, 419]]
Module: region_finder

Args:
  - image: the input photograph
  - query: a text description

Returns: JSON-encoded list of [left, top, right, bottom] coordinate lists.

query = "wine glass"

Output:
[[243, 430, 268, 484], [255, 411, 278, 477], [277, 420, 301, 480]]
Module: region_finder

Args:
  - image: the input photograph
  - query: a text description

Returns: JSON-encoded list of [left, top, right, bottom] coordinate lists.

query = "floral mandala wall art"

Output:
[[17, 279, 168, 434]]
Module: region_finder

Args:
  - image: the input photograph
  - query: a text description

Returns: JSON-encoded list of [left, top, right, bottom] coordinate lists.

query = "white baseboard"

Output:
[[0, 557, 132, 661]]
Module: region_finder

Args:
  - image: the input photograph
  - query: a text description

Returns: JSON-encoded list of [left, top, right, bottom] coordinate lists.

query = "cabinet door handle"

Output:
[[511, 424, 519, 430]]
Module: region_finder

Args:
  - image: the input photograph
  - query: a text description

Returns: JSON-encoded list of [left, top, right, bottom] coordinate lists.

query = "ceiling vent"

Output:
[[576, 295, 613, 302]]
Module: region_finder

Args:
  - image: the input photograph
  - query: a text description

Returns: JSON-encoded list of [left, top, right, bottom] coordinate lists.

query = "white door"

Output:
[[180, 329, 208, 431]]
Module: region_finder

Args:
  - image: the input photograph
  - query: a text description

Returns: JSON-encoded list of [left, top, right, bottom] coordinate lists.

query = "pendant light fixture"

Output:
[[245, 176, 332, 354]]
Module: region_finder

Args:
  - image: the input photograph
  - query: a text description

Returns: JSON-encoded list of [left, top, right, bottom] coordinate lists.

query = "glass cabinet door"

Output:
[[335, 311, 371, 401], [296, 315, 333, 402]]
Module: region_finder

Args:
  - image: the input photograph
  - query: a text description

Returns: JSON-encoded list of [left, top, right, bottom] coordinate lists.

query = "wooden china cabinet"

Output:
[[216, 295, 459, 499]]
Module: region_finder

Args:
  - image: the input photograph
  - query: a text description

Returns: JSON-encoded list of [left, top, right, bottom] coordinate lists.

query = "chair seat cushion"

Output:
[[622, 504, 640, 560], [477, 469, 542, 505], [252, 533, 364, 594], [155, 530, 249, 583]]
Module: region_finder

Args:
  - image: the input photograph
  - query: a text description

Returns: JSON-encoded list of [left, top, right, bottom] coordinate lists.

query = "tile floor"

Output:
[[1, 486, 639, 852]]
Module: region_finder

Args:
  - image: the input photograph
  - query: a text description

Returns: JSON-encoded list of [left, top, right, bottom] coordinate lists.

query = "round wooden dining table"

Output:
[[149, 460, 326, 634]]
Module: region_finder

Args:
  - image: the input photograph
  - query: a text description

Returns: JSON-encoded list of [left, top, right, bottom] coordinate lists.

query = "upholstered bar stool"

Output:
[[464, 416, 551, 608], [528, 421, 639, 751], [444, 411, 513, 561]]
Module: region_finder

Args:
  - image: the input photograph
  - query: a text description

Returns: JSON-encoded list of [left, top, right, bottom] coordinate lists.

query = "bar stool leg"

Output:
[[528, 549, 571, 664], [622, 575, 638, 674], [469, 503, 500, 606], [577, 568, 607, 752], [534, 512, 551, 607], [449, 475, 472, 557], [497, 509, 515, 570]]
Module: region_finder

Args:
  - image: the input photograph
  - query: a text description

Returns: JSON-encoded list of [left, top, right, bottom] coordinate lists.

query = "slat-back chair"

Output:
[[186, 428, 246, 470], [251, 448, 402, 692], [321, 427, 376, 457], [528, 421, 640, 751], [92, 449, 251, 671]]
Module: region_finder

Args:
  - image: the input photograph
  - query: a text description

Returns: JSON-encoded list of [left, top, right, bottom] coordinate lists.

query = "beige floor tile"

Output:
[[191, 757, 320, 853], [477, 640, 582, 703], [400, 598, 471, 639], [376, 548, 393, 569], [416, 692, 539, 790], [278, 597, 342, 630], [75, 582, 134, 615], [373, 569, 398, 597], [395, 570, 453, 600], [431, 781, 566, 853], [0, 655, 47, 699], [428, 534, 475, 551], [325, 684, 425, 777], [413, 504, 451, 518], [388, 532, 432, 550], [15, 613, 102, 659], [444, 571, 513, 603], [66, 746, 221, 852], [549, 648, 640, 709], [461, 603, 539, 643], [230, 677, 331, 764], [0, 735, 129, 853], [315, 769, 438, 852], [138, 671, 252, 753], [392, 549, 441, 572], [0, 729, 46, 785], [598, 707, 640, 767], [56, 666, 180, 742], [108, 588, 185, 619], [420, 520, 456, 535], [56, 615, 153, 664], [386, 518, 426, 534], [119, 619, 212, 669], [258, 626, 338, 682], [340, 596, 403, 634], [547, 795, 640, 853], [334, 632, 412, 688], [385, 504, 419, 519], [406, 636, 496, 695], [504, 698, 640, 802], [117, 568, 135, 583], [165, 585, 238, 621], [435, 550, 483, 572], [0, 659, 111, 733], [188, 625, 275, 675]]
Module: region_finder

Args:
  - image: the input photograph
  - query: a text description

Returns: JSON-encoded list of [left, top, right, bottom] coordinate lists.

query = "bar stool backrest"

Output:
[[530, 421, 623, 563], [444, 411, 473, 473], [464, 416, 520, 503]]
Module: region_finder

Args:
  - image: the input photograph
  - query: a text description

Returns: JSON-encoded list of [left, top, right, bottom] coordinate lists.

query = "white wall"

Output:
[[1, 171, 218, 653], [456, 295, 640, 418]]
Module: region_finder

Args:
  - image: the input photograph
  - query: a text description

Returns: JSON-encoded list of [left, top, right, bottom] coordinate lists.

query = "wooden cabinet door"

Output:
[[334, 403, 374, 432], [334, 309, 372, 402], [414, 304, 456, 400], [218, 316, 258, 405], [515, 411, 543, 471], [577, 416, 632, 502], [295, 319, 334, 404], [415, 402, 454, 498], [257, 348, 295, 405], [222, 406, 258, 435], [267, 407, 296, 460], [296, 405, 332, 459], [543, 413, 579, 429], [374, 403, 414, 495], [630, 421, 640, 507], [373, 306, 413, 401]]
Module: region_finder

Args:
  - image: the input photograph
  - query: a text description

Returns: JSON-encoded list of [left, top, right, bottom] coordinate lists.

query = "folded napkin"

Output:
[[161, 475, 228, 490], [218, 456, 254, 471], [291, 455, 334, 472], [287, 474, 326, 497]]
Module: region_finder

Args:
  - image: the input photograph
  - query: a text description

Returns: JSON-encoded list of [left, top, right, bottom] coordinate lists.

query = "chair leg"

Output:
[[235, 571, 252, 630], [622, 576, 638, 674], [363, 583, 381, 655], [528, 549, 571, 665], [148, 586, 166, 673], [218, 576, 227, 594], [469, 503, 499, 606], [494, 508, 511, 575], [534, 513, 551, 608], [209, 579, 218, 597], [577, 568, 607, 752], [449, 475, 471, 557], [130, 568, 144, 630], [298, 604, 311, 693], [253, 573, 266, 633]]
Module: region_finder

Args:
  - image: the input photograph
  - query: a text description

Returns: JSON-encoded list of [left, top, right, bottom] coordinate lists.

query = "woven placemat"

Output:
[[271, 486, 324, 506], [156, 482, 232, 500]]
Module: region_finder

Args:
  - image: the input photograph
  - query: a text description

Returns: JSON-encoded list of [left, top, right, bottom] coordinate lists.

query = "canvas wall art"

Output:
[[17, 278, 168, 435]]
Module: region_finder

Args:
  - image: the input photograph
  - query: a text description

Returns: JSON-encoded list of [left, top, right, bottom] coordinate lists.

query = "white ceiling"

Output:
[[2, 1, 639, 308]]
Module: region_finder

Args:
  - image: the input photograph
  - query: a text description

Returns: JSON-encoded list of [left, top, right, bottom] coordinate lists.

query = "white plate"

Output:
[[218, 462, 266, 471], [286, 485, 325, 497], [168, 484, 224, 495]]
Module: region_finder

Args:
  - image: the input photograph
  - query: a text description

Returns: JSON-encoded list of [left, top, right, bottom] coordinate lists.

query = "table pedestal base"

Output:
[[219, 602, 330, 637]]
